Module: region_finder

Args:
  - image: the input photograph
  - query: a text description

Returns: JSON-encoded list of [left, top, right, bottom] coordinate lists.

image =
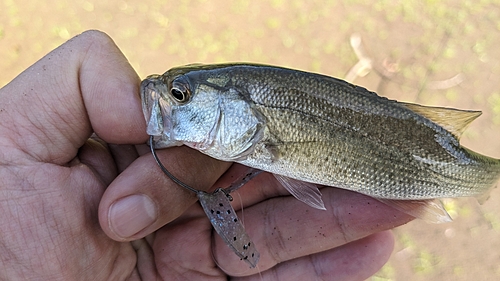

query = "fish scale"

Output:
[[247, 105, 438, 196]]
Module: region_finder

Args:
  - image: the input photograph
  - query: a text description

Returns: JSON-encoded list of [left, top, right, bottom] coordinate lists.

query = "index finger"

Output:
[[0, 30, 147, 165]]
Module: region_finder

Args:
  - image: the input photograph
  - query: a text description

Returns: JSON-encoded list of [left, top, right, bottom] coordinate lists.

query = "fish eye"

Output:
[[170, 81, 191, 103], [170, 88, 186, 101]]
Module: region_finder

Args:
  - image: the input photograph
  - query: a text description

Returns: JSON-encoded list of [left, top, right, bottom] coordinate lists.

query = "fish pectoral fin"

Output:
[[273, 174, 326, 210], [402, 102, 481, 139], [377, 198, 452, 224]]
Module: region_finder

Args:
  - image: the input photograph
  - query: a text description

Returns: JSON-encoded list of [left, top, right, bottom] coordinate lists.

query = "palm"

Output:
[[0, 140, 137, 279]]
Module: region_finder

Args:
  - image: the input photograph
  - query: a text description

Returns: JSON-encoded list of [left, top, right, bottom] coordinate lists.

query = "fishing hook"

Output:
[[149, 136, 200, 194]]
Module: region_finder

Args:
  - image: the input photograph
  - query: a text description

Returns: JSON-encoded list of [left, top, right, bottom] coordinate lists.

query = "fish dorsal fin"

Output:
[[273, 174, 326, 210], [402, 102, 482, 139]]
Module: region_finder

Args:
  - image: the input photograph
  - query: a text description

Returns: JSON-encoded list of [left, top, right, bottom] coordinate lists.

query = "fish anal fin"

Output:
[[402, 102, 482, 139], [377, 198, 452, 224], [273, 174, 326, 210], [475, 183, 496, 205]]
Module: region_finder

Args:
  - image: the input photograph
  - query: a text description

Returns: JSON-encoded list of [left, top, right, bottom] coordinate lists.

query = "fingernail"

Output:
[[109, 194, 157, 238]]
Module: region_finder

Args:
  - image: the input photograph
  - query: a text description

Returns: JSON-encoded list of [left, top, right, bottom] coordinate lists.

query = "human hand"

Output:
[[0, 30, 414, 280]]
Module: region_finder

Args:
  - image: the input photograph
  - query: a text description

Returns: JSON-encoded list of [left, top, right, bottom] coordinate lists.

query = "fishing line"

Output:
[[149, 136, 199, 194]]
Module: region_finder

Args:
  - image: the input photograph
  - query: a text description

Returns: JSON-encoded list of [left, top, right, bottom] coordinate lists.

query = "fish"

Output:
[[141, 63, 500, 222]]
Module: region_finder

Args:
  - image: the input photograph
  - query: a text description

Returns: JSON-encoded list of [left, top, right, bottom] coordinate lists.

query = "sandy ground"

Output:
[[1, 1, 499, 280]]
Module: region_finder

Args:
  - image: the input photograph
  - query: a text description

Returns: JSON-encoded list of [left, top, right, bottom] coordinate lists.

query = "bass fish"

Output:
[[141, 63, 500, 223]]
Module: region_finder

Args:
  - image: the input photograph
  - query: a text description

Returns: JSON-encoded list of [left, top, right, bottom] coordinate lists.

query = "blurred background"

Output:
[[1, 0, 499, 280]]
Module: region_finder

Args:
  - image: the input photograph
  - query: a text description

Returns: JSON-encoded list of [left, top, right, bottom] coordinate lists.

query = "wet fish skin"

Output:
[[141, 63, 500, 200]]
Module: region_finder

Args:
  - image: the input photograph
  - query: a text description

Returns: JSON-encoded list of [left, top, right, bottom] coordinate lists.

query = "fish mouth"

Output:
[[140, 76, 177, 148], [140, 78, 164, 136]]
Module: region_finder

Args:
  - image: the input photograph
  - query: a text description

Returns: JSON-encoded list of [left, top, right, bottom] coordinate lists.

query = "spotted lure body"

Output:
[[198, 189, 259, 268]]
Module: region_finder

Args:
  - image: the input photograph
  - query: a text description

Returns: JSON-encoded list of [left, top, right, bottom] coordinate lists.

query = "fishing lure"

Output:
[[149, 136, 260, 268]]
